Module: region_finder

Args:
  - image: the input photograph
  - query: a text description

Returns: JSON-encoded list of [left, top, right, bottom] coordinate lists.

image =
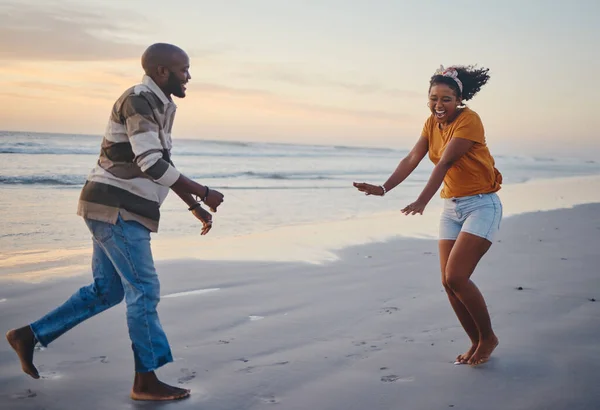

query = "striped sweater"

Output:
[[77, 75, 181, 232]]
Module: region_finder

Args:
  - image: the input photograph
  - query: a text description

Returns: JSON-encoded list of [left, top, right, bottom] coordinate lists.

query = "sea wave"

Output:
[[0, 134, 402, 158], [0, 169, 388, 186], [0, 147, 394, 158], [0, 147, 98, 155], [0, 175, 85, 186]]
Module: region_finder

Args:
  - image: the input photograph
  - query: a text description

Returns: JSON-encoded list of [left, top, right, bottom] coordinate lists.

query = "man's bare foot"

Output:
[[469, 335, 499, 366], [455, 342, 478, 364], [6, 326, 39, 379], [130, 371, 190, 401]]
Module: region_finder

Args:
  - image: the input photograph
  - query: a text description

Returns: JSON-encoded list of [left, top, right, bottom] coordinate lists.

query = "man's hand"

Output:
[[171, 175, 225, 214], [191, 206, 213, 235], [202, 188, 224, 212], [401, 199, 428, 215]]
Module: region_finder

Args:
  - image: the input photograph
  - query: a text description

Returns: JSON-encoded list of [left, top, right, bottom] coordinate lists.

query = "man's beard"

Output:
[[167, 72, 185, 98]]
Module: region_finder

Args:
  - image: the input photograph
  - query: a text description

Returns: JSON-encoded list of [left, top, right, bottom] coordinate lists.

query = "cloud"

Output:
[[189, 82, 410, 123], [0, 1, 226, 62], [237, 68, 422, 99], [6, 81, 115, 101], [0, 91, 61, 102], [0, 1, 148, 61]]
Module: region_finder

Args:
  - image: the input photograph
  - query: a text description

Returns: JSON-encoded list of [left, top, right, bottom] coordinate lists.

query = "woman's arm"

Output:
[[353, 136, 429, 196], [382, 136, 429, 192], [402, 137, 475, 215]]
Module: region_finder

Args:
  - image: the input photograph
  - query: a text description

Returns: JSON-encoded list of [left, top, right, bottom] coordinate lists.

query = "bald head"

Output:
[[141, 43, 191, 99], [141, 43, 186, 75]]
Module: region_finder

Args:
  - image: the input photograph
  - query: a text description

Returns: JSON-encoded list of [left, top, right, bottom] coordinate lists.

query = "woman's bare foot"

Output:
[[130, 371, 190, 401], [5, 326, 39, 379], [469, 335, 499, 366], [455, 342, 478, 364]]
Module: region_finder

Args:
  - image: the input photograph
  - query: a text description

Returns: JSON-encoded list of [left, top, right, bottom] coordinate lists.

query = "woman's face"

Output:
[[428, 83, 461, 124]]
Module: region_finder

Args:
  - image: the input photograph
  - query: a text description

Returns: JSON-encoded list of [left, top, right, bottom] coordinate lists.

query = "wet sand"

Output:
[[1, 203, 599, 409]]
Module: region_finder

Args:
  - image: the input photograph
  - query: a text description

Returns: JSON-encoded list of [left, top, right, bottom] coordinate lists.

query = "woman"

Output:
[[353, 65, 502, 366]]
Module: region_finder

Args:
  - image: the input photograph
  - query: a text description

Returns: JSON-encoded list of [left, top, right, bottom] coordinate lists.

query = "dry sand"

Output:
[[1, 203, 599, 410]]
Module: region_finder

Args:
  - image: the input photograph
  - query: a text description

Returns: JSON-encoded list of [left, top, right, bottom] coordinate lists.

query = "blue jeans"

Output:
[[439, 192, 503, 242], [30, 215, 173, 372]]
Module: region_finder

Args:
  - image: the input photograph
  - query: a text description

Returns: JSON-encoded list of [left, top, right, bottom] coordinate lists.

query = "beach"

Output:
[[1, 197, 599, 409], [2, 133, 600, 409], [2, 0, 599, 407]]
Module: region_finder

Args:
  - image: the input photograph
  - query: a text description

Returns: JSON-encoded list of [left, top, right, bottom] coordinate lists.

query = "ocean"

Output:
[[1, 131, 599, 280]]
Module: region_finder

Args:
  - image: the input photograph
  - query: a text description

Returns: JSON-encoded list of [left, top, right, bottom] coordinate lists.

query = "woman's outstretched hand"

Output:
[[401, 199, 427, 215], [353, 182, 385, 196]]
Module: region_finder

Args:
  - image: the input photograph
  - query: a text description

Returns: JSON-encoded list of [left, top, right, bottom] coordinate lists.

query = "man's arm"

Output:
[[122, 95, 180, 186], [122, 95, 223, 211], [171, 175, 207, 208]]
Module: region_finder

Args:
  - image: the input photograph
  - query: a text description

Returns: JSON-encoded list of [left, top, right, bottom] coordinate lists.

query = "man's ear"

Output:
[[156, 65, 169, 79]]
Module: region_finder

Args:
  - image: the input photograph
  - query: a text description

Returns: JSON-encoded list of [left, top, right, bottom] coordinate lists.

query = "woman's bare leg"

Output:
[[444, 232, 498, 365], [439, 239, 481, 363]]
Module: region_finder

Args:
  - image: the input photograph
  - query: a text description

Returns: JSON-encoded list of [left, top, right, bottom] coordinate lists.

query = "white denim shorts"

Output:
[[439, 192, 503, 242]]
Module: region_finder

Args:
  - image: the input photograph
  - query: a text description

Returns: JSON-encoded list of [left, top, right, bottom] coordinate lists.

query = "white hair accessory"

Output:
[[434, 65, 463, 94]]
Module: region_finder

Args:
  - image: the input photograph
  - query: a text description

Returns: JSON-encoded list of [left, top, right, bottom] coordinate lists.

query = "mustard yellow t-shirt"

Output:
[[421, 107, 502, 198]]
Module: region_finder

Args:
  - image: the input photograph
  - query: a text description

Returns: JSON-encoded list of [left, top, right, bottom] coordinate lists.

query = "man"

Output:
[[5, 43, 223, 401]]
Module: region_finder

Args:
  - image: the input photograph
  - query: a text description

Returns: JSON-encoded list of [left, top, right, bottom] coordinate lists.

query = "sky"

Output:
[[0, 0, 598, 157]]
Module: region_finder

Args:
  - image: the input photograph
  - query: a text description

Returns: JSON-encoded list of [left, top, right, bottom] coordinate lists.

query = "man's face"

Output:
[[161, 52, 191, 98]]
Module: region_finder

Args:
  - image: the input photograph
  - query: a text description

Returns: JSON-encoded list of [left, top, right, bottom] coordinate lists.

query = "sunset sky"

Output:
[[1, 0, 598, 157]]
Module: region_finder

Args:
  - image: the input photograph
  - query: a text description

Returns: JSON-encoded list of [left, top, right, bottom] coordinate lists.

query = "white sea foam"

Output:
[[163, 288, 221, 298]]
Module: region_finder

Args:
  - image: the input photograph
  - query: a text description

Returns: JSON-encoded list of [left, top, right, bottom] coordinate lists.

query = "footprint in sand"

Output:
[[381, 375, 415, 383], [258, 395, 280, 404], [12, 389, 37, 399], [178, 368, 196, 384], [239, 365, 256, 374], [380, 307, 399, 314], [39, 371, 62, 380], [58, 356, 109, 367], [239, 361, 289, 374]]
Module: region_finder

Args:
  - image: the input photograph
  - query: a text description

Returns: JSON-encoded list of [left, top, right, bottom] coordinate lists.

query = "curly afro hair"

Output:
[[429, 65, 490, 101]]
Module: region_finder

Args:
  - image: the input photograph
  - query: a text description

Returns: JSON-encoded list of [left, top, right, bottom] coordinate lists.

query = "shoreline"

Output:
[[1, 174, 600, 283]]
